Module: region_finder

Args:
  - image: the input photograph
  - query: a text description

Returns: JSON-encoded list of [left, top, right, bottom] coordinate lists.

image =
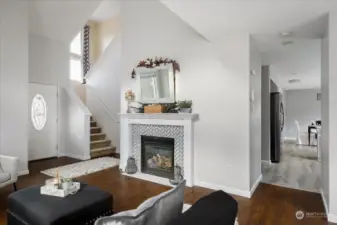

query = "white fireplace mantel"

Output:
[[119, 113, 198, 187], [119, 113, 199, 121]]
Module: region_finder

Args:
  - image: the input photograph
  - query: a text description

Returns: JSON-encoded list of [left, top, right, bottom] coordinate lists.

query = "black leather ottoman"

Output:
[[7, 183, 113, 225]]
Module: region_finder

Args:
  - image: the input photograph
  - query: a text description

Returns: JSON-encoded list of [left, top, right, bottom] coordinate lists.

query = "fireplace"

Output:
[[141, 135, 174, 179]]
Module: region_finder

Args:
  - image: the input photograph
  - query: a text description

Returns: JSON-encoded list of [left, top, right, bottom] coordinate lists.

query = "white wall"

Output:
[[283, 89, 321, 139], [29, 33, 91, 160], [0, 0, 29, 172], [86, 35, 121, 151], [320, 12, 337, 223], [321, 16, 330, 213], [328, 12, 337, 221], [29, 33, 69, 86], [88, 17, 120, 64], [261, 66, 270, 161], [270, 79, 281, 93], [59, 89, 91, 160], [249, 37, 262, 189], [121, 0, 251, 195]]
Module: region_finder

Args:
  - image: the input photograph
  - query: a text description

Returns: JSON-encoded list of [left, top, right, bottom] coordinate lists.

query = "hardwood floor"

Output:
[[0, 157, 334, 225]]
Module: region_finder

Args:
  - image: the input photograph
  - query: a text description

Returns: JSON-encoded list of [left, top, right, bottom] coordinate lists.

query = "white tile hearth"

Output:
[[123, 172, 176, 187]]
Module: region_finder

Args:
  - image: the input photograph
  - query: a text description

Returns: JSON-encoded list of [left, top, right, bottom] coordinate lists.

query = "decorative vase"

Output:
[[169, 166, 184, 185], [61, 182, 72, 190], [179, 108, 192, 113], [130, 107, 140, 113], [125, 157, 138, 174], [127, 100, 132, 113], [124, 89, 135, 113]]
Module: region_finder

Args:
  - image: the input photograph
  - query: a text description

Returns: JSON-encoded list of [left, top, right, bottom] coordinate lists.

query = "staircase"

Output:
[[90, 117, 116, 158]]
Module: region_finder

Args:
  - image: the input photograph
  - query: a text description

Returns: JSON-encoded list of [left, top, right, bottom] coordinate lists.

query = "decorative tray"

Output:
[[40, 182, 80, 198]]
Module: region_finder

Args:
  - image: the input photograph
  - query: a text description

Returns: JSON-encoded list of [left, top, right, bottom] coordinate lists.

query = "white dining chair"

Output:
[[295, 120, 303, 145], [295, 120, 317, 145]]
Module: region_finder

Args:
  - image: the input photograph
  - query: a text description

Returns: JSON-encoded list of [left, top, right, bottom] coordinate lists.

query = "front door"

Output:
[[29, 83, 58, 161]]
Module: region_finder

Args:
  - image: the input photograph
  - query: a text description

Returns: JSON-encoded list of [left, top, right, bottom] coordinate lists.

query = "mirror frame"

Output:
[[135, 63, 176, 104]]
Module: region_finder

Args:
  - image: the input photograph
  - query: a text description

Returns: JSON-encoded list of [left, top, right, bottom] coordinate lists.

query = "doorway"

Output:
[[257, 36, 321, 193], [28, 83, 58, 161]]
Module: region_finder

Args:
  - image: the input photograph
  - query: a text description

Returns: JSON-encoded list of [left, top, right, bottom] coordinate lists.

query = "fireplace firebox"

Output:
[[141, 135, 174, 179]]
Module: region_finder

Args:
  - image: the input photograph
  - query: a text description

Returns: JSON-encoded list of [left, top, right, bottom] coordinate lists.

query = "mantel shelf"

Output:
[[118, 113, 199, 121]]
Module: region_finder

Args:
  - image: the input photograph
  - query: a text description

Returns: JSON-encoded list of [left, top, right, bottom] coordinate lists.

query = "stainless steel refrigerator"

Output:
[[270, 92, 283, 163]]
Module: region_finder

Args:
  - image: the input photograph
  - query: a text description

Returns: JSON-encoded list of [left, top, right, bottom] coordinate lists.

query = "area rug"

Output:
[[41, 157, 120, 178]]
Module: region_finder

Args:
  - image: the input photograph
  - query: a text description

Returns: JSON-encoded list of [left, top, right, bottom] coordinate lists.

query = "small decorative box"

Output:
[[40, 182, 80, 198], [144, 105, 166, 113]]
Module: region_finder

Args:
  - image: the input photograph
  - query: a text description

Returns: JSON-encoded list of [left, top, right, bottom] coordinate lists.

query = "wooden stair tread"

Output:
[[90, 127, 102, 134], [89, 116, 115, 159], [91, 146, 116, 152], [90, 127, 101, 130], [90, 140, 110, 144], [90, 146, 116, 159], [90, 139, 111, 149], [90, 133, 105, 136], [90, 133, 105, 140]]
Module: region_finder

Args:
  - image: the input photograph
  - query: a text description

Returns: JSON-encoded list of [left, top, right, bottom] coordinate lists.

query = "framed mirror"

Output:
[[135, 64, 175, 103]]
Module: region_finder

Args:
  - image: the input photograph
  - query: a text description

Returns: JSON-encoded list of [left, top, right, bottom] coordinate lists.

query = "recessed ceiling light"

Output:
[[280, 32, 292, 37], [288, 78, 301, 84]]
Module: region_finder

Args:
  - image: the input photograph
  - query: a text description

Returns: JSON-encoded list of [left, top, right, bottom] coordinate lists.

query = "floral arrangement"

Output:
[[131, 57, 180, 78], [124, 89, 135, 101]]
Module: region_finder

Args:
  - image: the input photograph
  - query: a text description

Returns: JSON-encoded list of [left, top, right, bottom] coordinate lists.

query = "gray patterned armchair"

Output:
[[0, 155, 19, 191]]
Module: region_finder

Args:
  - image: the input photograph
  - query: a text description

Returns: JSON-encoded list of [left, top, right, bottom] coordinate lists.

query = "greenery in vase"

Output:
[[62, 177, 73, 183], [177, 100, 192, 109], [163, 102, 179, 113]]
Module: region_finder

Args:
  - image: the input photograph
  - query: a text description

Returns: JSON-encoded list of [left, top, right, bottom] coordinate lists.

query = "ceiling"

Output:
[[260, 38, 321, 90], [161, 0, 336, 40], [27, 0, 330, 90], [91, 0, 120, 21], [161, 0, 332, 90], [29, 0, 102, 42]]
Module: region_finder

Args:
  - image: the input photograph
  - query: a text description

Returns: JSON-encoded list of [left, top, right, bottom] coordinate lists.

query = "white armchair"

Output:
[[0, 155, 19, 191]]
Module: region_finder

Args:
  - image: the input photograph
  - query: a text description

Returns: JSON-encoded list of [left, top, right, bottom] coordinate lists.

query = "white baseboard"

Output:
[[283, 137, 297, 144], [18, 170, 29, 176], [328, 213, 337, 223], [58, 152, 65, 157], [320, 188, 329, 215], [63, 153, 88, 161], [261, 160, 271, 165], [195, 181, 250, 198], [320, 188, 337, 223], [283, 137, 296, 141], [250, 174, 262, 197]]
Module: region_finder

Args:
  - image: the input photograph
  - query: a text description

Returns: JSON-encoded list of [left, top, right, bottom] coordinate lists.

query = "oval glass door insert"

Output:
[[31, 94, 47, 131]]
